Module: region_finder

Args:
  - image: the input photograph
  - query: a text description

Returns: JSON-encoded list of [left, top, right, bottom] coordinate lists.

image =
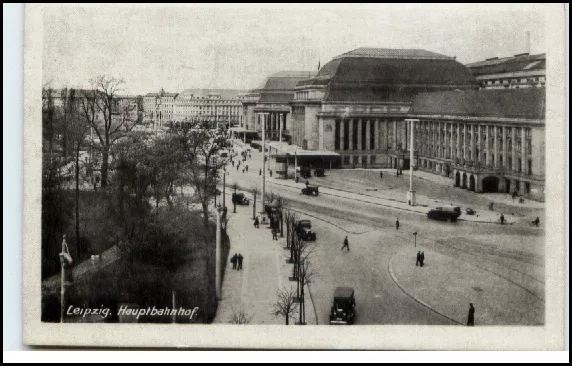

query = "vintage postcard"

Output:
[[22, 3, 566, 349]]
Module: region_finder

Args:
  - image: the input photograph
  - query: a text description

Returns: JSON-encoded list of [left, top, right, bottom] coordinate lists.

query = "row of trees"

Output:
[[42, 75, 228, 278]]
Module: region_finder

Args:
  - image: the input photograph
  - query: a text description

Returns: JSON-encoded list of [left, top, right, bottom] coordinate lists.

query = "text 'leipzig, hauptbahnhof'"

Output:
[[146, 47, 545, 201]]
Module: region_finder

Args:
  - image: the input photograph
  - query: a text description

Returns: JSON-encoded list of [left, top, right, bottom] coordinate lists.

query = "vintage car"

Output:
[[329, 287, 356, 325], [300, 166, 312, 179], [231, 192, 250, 205], [294, 219, 316, 241], [427, 205, 462, 222], [301, 185, 319, 196], [314, 168, 325, 177]]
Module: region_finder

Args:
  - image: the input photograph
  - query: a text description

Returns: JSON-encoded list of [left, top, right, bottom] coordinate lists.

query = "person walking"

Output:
[[237, 254, 244, 271], [246, 165, 248, 172], [416, 251, 421, 267], [467, 303, 475, 326], [259, 168, 262, 176], [231, 253, 238, 270], [242, 168, 245, 174], [272, 227, 278, 240], [341, 236, 350, 252], [231, 160, 235, 167], [269, 170, 273, 177], [396, 218, 400, 230], [254, 216, 259, 228], [500, 213, 505, 225], [379, 171, 383, 179], [420, 251, 425, 267], [305, 180, 309, 188]]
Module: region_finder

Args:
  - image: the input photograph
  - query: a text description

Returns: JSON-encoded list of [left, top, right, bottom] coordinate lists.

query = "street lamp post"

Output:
[[406, 119, 418, 206], [215, 207, 222, 300], [222, 166, 226, 209]]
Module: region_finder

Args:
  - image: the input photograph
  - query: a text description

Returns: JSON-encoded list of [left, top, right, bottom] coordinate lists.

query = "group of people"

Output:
[[415, 251, 426, 267], [230, 253, 244, 271]]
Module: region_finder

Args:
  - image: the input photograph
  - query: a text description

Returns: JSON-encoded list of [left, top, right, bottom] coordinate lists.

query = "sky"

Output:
[[42, 4, 549, 95]]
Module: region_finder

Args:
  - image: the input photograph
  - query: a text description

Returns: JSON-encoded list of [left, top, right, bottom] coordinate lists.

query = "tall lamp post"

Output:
[[222, 166, 226, 209], [406, 119, 418, 206]]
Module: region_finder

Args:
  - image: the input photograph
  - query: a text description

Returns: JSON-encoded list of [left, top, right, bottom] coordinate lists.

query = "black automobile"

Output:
[[295, 219, 316, 241], [301, 185, 319, 196], [329, 287, 356, 325], [427, 206, 461, 222], [314, 168, 325, 177], [231, 192, 250, 205], [465, 207, 476, 215], [300, 166, 312, 179]]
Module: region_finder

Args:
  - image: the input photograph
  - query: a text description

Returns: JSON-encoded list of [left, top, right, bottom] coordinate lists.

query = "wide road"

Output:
[[221, 149, 544, 325]]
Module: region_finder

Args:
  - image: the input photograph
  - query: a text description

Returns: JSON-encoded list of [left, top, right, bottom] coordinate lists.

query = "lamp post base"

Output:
[[407, 190, 416, 206]]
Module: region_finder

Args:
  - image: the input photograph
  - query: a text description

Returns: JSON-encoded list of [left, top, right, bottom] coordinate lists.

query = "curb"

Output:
[[387, 249, 463, 326]]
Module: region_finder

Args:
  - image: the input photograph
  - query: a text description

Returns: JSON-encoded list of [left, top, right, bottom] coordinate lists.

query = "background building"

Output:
[[466, 53, 546, 90], [242, 71, 317, 142], [409, 88, 545, 201], [290, 47, 479, 168]]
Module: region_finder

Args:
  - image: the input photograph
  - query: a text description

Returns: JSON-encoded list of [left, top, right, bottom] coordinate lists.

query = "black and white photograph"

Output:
[[20, 3, 567, 350]]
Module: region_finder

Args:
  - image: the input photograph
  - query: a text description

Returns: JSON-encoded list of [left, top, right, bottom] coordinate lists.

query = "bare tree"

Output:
[[80, 75, 140, 187], [298, 259, 317, 325], [228, 307, 253, 325], [271, 285, 299, 325], [284, 210, 298, 250]]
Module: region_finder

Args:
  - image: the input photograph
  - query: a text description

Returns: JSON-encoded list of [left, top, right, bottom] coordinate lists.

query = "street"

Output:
[[217, 143, 545, 325]]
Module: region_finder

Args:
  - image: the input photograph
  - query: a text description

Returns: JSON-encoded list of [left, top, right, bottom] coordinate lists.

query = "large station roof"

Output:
[[251, 71, 317, 103], [297, 47, 478, 103], [410, 88, 545, 120], [465, 53, 545, 77]]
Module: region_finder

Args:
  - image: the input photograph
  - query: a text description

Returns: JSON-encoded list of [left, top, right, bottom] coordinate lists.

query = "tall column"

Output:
[[365, 120, 371, 151], [406, 119, 417, 206], [348, 120, 354, 151], [261, 113, 267, 210], [511, 126, 516, 171], [463, 123, 467, 161], [492, 125, 498, 168], [393, 120, 398, 150], [340, 120, 345, 150], [478, 125, 482, 164], [279, 114, 282, 142], [374, 119, 380, 150], [521, 127, 527, 173], [457, 123, 461, 160], [357, 119, 362, 152], [502, 126, 507, 168]]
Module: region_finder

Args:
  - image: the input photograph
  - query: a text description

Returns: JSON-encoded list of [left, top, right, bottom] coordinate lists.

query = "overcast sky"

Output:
[[42, 4, 548, 95]]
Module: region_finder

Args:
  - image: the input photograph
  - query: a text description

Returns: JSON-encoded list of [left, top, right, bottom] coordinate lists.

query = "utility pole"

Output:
[[222, 167, 226, 209], [215, 208, 222, 300], [294, 150, 298, 182], [406, 119, 418, 206], [261, 113, 268, 209]]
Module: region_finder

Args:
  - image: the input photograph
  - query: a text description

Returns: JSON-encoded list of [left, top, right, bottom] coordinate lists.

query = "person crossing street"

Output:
[[341, 236, 350, 252]]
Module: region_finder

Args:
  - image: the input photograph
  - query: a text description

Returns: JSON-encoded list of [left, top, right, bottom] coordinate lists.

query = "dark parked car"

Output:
[[427, 206, 461, 222], [231, 193, 250, 205], [465, 208, 476, 215], [329, 287, 356, 325], [301, 185, 319, 196], [314, 168, 325, 177], [300, 166, 312, 179], [294, 219, 316, 241]]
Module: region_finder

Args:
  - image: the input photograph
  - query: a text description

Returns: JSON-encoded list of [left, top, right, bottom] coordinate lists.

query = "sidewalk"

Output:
[[213, 204, 317, 325], [228, 140, 530, 225], [388, 245, 544, 325]]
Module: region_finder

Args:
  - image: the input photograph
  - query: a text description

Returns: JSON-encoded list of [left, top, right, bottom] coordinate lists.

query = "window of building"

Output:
[[528, 159, 532, 175], [525, 182, 531, 194], [344, 156, 350, 165], [370, 155, 376, 164], [518, 158, 522, 172]]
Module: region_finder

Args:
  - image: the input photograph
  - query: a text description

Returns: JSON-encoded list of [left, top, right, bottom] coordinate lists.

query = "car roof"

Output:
[[333, 287, 354, 299]]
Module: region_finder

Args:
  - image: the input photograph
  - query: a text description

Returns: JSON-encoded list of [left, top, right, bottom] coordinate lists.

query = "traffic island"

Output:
[[388, 246, 544, 326]]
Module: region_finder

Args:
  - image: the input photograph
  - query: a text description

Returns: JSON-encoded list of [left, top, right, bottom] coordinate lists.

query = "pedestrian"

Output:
[[305, 180, 309, 188], [237, 253, 244, 271], [254, 216, 259, 228], [246, 165, 248, 172], [420, 251, 425, 267], [396, 168, 399, 177], [416, 251, 421, 266], [242, 168, 245, 174], [232, 160, 235, 167], [272, 227, 278, 240], [534, 216, 540, 226], [396, 218, 400, 230], [269, 170, 273, 177], [500, 213, 505, 225], [259, 168, 262, 176], [341, 236, 350, 252], [379, 171, 383, 179], [237, 165, 239, 171], [467, 303, 475, 326], [231, 253, 238, 270]]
